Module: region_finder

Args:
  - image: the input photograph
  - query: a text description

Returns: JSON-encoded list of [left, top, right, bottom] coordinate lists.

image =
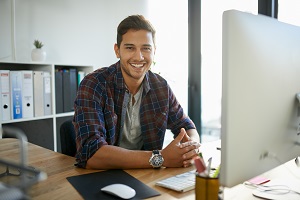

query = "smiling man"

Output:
[[73, 15, 201, 170]]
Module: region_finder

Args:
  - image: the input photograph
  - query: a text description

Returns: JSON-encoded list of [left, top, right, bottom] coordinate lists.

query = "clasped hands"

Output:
[[161, 128, 201, 168]]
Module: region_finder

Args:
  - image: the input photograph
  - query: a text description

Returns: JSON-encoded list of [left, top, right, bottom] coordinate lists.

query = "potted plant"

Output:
[[31, 39, 47, 62]]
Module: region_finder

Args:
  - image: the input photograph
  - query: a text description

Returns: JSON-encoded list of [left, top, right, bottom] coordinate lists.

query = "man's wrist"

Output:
[[149, 150, 164, 168]]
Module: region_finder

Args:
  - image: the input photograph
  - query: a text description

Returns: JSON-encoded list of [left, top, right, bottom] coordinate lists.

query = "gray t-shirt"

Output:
[[119, 86, 143, 150]]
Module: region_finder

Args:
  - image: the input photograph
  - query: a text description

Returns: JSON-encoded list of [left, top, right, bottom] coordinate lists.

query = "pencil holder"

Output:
[[195, 175, 222, 200]]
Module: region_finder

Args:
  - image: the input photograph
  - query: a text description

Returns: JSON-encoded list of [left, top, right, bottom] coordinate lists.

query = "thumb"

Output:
[[174, 128, 186, 144], [183, 131, 191, 142]]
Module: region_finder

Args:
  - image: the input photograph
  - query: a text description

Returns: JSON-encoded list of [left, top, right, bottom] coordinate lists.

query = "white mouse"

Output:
[[101, 183, 136, 199]]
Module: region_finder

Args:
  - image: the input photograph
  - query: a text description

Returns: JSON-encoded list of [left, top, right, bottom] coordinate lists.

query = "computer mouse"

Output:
[[101, 183, 136, 199]]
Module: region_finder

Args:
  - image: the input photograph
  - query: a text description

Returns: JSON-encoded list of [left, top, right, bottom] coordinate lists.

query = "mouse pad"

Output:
[[67, 169, 161, 199]]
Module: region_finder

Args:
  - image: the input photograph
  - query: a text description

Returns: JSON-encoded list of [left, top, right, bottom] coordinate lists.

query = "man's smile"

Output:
[[130, 63, 145, 68]]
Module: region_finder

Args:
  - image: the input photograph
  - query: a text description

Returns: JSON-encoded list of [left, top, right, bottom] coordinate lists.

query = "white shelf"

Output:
[[0, 61, 93, 152]]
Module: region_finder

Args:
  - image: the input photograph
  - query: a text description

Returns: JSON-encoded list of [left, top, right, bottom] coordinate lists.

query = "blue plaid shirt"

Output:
[[73, 61, 196, 168]]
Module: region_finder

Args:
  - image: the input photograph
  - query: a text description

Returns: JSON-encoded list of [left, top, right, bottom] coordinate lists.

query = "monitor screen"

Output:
[[220, 9, 300, 187]]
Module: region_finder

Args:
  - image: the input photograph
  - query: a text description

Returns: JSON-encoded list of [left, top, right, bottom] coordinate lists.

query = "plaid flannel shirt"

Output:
[[73, 61, 196, 168]]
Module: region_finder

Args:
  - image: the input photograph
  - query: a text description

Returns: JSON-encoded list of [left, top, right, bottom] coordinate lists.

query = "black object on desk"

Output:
[[67, 169, 160, 200]]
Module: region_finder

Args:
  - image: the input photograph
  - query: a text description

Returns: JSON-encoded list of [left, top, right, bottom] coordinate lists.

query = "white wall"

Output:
[[0, 0, 189, 112], [2, 0, 150, 68], [0, 0, 12, 59]]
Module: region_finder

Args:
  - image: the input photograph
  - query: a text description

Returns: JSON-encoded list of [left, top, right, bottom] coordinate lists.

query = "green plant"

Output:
[[33, 40, 44, 49]]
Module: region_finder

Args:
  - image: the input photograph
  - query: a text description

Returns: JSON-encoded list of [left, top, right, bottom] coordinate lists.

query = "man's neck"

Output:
[[124, 77, 143, 95], [126, 82, 142, 95]]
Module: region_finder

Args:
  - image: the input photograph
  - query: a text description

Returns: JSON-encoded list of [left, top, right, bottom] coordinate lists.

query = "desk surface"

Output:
[[1, 138, 299, 200], [0, 138, 196, 200]]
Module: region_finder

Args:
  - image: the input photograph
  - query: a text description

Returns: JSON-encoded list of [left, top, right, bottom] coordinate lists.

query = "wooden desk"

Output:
[[0, 138, 195, 200], [3, 138, 298, 200]]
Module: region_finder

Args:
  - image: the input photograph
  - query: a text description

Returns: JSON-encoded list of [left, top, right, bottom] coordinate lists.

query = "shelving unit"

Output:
[[0, 61, 93, 152]]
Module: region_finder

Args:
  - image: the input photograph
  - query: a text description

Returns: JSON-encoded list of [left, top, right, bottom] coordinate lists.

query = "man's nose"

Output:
[[134, 49, 144, 60]]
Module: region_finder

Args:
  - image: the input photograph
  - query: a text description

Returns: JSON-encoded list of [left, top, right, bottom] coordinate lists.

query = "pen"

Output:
[[206, 157, 212, 177]]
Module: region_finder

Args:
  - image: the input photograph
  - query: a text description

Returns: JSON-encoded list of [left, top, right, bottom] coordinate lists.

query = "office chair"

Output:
[[60, 119, 77, 157]]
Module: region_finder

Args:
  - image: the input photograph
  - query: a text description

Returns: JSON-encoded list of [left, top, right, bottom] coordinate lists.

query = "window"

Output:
[[148, 1, 261, 143], [201, 1, 257, 142], [278, 0, 300, 26], [148, 1, 188, 146], [148, 0, 188, 112]]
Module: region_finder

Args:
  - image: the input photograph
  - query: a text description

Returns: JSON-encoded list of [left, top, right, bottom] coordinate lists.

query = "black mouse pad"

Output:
[[67, 169, 161, 199]]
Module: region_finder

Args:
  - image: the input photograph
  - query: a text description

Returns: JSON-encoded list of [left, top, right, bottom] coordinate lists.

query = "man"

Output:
[[73, 15, 200, 169]]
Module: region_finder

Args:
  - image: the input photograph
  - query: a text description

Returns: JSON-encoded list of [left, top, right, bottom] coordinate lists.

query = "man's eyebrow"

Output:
[[143, 44, 153, 47], [123, 43, 152, 47]]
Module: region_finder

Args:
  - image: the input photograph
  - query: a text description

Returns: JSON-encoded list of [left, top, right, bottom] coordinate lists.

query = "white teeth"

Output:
[[131, 64, 143, 68]]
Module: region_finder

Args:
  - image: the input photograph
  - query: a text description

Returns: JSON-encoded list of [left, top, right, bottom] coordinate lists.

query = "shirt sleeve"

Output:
[[73, 74, 108, 168]]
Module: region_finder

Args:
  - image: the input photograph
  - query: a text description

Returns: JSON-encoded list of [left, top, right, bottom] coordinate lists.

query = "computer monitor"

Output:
[[220, 9, 300, 187]]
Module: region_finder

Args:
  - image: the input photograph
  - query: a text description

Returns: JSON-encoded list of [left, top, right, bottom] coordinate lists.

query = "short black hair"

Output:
[[116, 15, 156, 48]]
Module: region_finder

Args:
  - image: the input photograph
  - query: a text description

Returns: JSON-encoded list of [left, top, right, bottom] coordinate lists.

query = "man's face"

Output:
[[114, 29, 155, 83]]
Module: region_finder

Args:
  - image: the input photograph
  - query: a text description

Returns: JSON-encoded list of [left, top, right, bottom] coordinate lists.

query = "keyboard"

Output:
[[155, 170, 196, 192]]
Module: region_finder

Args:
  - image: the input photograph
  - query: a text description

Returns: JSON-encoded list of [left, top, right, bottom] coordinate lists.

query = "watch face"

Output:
[[152, 155, 163, 167]]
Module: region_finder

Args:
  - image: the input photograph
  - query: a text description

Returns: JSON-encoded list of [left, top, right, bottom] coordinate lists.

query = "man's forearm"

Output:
[[86, 145, 153, 169], [86, 129, 201, 170]]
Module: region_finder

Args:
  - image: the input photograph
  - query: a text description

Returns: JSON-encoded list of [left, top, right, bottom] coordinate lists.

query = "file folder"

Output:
[[43, 71, 52, 115], [10, 71, 23, 119], [0, 70, 11, 121], [33, 71, 44, 117], [55, 69, 63, 114], [63, 68, 77, 112], [21, 70, 34, 118]]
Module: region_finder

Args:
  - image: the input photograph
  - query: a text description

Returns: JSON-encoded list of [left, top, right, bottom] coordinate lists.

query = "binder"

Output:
[[43, 71, 52, 115], [33, 71, 45, 117], [21, 70, 34, 118], [63, 68, 77, 112], [69, 68, 77, 112], [55, 69, 63, 113], [10, 71, 23, 119], [77, 71, 85, 86], [0, 70, 11, 121], [62, 69, 70, 112]]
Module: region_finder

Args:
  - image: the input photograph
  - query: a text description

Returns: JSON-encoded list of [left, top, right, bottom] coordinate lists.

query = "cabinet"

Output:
[[0, 61, 93, 152]]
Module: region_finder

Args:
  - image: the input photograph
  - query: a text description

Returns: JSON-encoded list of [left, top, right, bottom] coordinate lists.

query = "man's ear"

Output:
[[114, 43, 120, 58]]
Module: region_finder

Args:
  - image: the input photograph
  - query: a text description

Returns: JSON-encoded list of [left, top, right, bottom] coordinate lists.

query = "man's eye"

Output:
[[126, 47, 134, 50], [143, 47, 152, 51]]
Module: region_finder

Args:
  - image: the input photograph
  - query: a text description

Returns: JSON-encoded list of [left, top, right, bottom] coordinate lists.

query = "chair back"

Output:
[[60, 119, 76, 157]]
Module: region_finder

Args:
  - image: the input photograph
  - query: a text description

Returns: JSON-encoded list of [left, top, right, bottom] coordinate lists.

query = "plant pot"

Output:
[[31, 48, 46, 62]]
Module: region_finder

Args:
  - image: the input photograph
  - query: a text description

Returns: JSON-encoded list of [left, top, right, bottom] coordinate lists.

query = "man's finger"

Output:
[[174, 129, 186, 144]]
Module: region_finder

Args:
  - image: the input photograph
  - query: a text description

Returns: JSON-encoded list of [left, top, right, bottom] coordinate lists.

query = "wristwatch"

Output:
[[149, 150, 164, 168]]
